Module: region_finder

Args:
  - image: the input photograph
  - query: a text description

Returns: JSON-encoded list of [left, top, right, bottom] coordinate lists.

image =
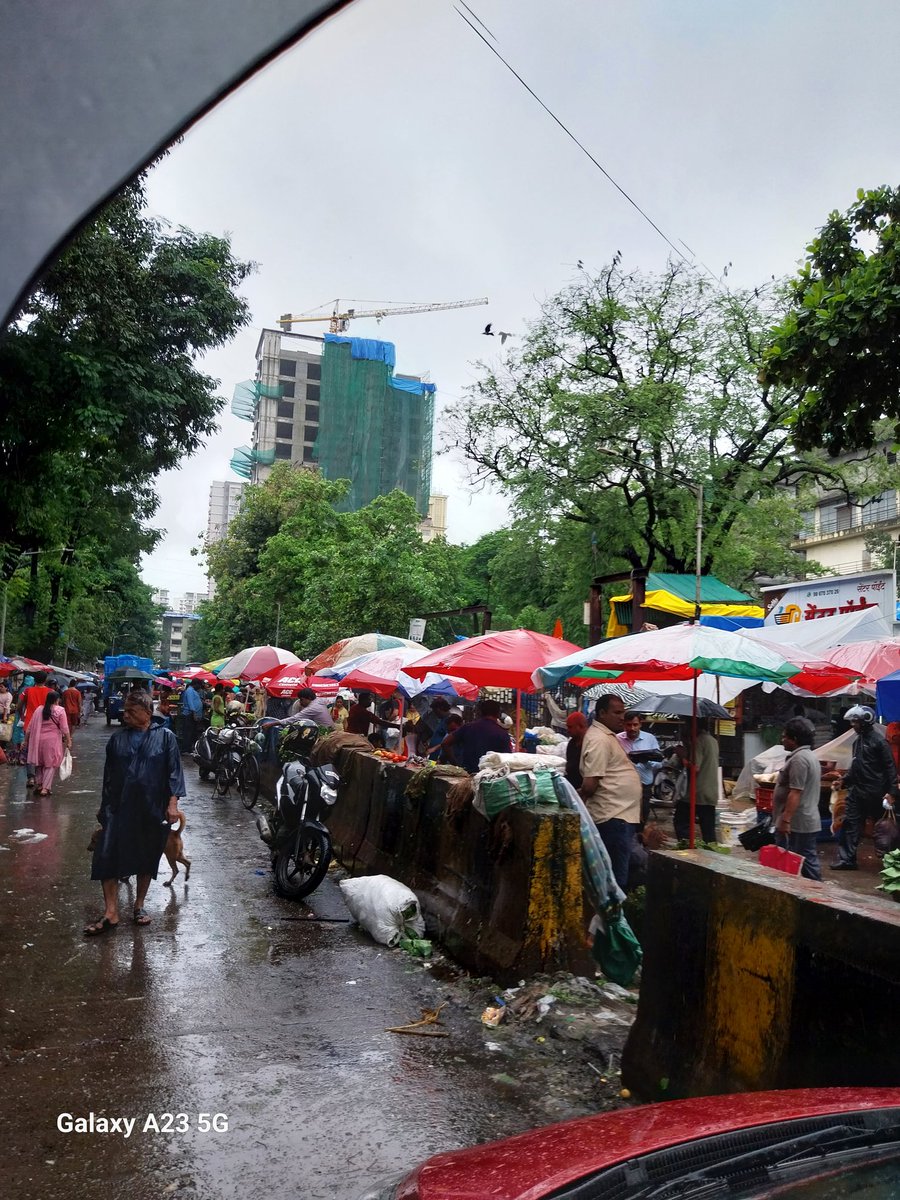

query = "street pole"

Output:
[[693, 484, 704, 625], [0, 583, 7, 657], [274, 601, 282, 647]]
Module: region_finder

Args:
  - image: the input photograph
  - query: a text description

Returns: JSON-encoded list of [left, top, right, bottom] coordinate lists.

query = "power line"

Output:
[[453, 4, 706, 275]]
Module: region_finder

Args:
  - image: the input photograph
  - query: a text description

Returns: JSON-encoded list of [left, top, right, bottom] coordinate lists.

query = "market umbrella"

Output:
[[335, 646, 479, 701], [406, 629, 584, 693], [203, 657, 232, 673], [629, 693, 731, 720], [215, 645, 302, 681], [815, 639, 900, 694], [405, 628, 584, 747], [170, 668, 221, 685], [108, 667, 154, 682], [305, 634, 427, 676], [533, 624, 812, 848], [260, 664, 336, 698]]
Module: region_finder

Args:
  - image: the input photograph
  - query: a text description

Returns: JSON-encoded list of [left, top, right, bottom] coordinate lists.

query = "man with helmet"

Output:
[[831, 705, 898, 871]]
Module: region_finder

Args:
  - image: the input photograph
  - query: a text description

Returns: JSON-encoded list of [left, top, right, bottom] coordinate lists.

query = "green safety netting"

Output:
[[231, 379, 283, 420], [230, 445, 276, 479], [317, 334, 435, 514]]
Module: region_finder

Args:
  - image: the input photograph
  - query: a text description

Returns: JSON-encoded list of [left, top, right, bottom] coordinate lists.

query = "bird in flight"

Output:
[[483, 323, 513, 345]]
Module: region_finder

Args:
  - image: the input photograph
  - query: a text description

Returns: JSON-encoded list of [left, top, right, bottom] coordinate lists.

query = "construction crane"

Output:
[[277, 296, 488, 334]]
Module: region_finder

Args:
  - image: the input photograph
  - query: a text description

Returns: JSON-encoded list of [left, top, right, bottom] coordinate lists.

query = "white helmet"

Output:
[[845, 705, 875, 725]]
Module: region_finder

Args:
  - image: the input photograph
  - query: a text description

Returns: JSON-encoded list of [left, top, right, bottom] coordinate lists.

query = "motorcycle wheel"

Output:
[[238, 755, 260, 810], [654, 776, 676, 805], [214, 766, 232, 797], [273, 828, 331, 900]]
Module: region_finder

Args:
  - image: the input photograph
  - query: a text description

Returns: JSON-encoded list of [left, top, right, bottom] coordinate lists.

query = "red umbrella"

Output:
[[171, 668, 221, 685], [261, 664, 337, 698], [404, 629, 584, 693], [819, 639, 900, 692], [216, 645, 303, 681]]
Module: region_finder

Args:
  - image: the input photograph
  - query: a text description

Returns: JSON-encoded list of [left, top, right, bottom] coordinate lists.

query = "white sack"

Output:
[[339, 874, 425, 946]]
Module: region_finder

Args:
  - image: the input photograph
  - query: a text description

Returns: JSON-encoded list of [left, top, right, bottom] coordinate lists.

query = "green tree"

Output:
[[444, 261, 896, 590], [0, 171, 252, 657], [196, 465, 467, 659], [763, 186, 900, 453]]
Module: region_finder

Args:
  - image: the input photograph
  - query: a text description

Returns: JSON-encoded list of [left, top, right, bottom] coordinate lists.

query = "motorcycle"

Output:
[[193, 711, 254, 783], [255, 719, 339, 900]]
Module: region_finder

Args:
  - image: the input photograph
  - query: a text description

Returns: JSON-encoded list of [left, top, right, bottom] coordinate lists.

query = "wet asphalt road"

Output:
[[0, 716, 549, 1200]]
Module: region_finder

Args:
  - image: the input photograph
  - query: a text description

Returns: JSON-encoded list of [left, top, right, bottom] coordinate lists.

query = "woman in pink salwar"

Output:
[[25, 692, 72, 796]]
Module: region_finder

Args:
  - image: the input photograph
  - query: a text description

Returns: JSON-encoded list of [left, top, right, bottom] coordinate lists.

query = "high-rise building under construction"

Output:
[[231, 328, 437, 519]]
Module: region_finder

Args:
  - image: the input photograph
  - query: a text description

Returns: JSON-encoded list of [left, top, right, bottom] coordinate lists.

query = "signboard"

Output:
[[761, 570, 896, 627], [408, 618, 427, 643]]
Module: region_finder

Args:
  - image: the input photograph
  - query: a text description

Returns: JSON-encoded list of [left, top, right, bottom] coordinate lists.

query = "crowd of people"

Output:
[[566, 693, 900, 893], [7, 662, 897, 937]]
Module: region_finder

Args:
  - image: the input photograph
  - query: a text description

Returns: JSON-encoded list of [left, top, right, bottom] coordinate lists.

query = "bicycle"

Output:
[[211, 725, 261, 809]]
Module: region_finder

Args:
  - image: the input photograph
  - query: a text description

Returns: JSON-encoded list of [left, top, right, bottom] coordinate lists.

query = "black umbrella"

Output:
[[107, 667, 152, 682], [629, 693, 731, 720]]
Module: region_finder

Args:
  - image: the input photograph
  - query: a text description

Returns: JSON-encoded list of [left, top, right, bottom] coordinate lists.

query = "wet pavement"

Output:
[[0, 716, 585, 1200]]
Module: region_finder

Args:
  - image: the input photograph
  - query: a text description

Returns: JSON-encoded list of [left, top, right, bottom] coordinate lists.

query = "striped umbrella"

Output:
[[305, 634, 427, 676]]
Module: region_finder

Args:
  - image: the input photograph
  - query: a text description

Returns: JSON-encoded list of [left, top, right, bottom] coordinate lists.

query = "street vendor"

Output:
[[579, 694, 641, 892], [440, 699, 511, 773], [287, 687, 335, 729], [673, 717, 719, 844], [616, 710, 662, 824], [772, 716, 822, 880], [346, 691, 400, 741]]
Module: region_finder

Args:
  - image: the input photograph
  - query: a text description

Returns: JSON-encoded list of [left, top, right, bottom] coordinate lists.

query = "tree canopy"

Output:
[[0, 171, 252, 662], [763, 186, 900, 454], [191, 466, 467, 661], [444, 261, 896, 590]]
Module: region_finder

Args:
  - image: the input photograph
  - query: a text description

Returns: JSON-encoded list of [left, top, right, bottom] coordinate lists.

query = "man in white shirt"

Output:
[[617, 711, 662, 824]]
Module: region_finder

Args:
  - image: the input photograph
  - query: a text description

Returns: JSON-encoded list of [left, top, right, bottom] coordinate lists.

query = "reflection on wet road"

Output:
[[0, 717, 543, 1199]]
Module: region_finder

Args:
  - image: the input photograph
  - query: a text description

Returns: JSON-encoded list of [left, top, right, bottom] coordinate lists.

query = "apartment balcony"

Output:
[[792, 511, 900, 549]]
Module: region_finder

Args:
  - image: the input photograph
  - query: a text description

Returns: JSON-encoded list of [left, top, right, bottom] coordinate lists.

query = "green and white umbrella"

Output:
[[532, 624, 800, 691]]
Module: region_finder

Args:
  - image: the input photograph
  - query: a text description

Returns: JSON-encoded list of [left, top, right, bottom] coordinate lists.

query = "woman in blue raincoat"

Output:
[[84, 690, 185, 935]]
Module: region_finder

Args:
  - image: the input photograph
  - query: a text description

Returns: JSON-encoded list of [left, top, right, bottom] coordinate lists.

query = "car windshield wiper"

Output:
[[637, 1123, 900, 1199]]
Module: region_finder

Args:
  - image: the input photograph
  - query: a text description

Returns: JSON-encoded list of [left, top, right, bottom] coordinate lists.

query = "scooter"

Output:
[[254, 719, 339, 900]]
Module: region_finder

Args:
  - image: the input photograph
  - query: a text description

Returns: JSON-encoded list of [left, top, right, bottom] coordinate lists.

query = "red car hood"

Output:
[[399, 1088, 900, 1200]]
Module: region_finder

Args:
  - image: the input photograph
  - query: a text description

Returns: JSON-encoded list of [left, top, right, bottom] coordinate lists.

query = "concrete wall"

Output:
[[320, 748, 592, 983], [622, 849, 900, 1100]]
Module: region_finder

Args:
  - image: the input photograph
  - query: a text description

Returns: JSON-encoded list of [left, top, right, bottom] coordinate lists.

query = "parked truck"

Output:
[[103, 653, 155, 724]]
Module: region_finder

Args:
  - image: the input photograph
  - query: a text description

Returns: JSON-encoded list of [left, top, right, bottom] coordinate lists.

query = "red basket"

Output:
[[755, 784, 775, 813]]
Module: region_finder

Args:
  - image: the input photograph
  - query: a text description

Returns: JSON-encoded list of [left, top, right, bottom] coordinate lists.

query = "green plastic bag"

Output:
[[534, 769, 560, 805], [478, 771, 537, 818], [592, 907, 642, 986]]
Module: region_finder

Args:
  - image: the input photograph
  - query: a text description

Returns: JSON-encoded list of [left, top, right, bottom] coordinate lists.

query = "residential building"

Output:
[[155, 611, 201, 668], [230, 329, 324, 483], [207, 480, 246, 545], [794, 464, 900, 577], [230, 328, 436, 517], [419, 494, 448, 542]]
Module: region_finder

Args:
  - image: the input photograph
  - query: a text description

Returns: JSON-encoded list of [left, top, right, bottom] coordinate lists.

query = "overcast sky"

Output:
[[140, 0, 900, 599]]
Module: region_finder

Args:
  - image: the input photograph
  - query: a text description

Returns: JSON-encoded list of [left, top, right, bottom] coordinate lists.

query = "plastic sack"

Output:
[[474, 770, 537, 819], [592, 907, 642, 986], [533, 768, 560, 805], [339, 874, 425, 947], [59, 748, 73, 781], [0, 721, 11, 744], [478, 751, 565, 773]]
